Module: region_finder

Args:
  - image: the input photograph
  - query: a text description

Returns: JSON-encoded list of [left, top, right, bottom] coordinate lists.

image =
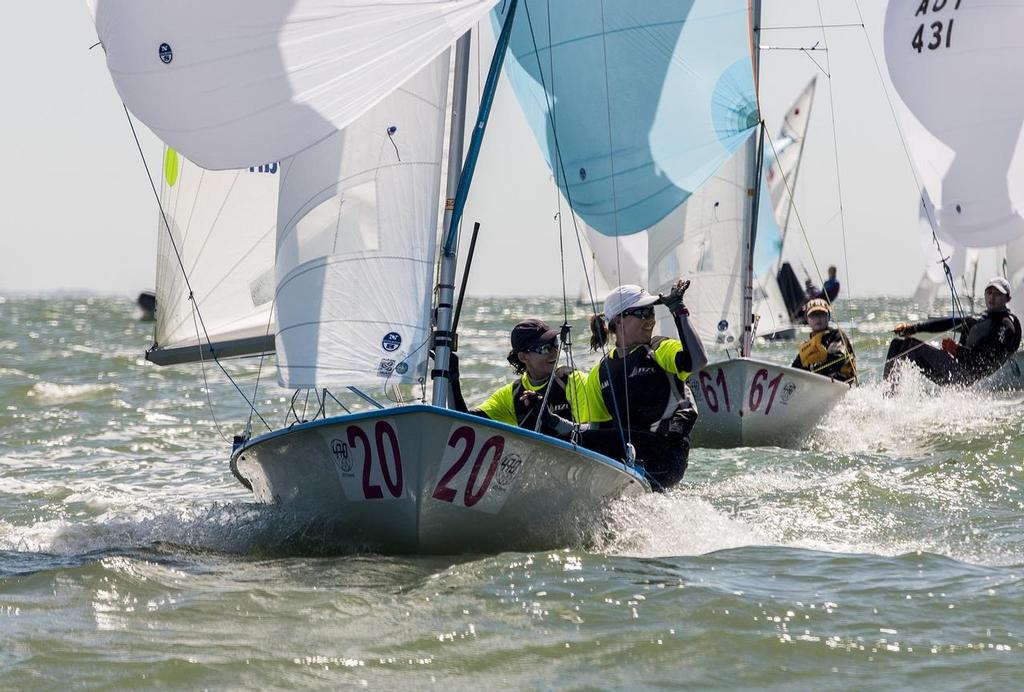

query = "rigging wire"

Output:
[[519, 0, 633, 464], [119, 104, 271, 432], [814, 0, 854, 301]]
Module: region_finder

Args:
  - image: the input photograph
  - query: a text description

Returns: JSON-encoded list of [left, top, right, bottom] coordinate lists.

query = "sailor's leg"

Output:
[[630, 431, 689, 491], [883, 337, 922, 380]]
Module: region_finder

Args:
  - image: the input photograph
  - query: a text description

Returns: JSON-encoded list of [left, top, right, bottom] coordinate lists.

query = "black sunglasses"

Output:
[[525, 342, 559, 355], [621, 306, 656, 320]]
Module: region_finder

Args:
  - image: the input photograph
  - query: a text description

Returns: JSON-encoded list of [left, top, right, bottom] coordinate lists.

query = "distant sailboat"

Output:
[[884, 0, 1024, 390]]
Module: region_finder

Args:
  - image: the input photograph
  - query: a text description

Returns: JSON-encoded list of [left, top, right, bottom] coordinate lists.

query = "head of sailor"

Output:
[[984, 277, 1011, 312], [593, 285, 660, 352], [507, 319, 561, 384]]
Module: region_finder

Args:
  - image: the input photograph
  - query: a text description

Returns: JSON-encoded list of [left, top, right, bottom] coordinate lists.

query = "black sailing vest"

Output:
[[594, 336, 697, 435], [513, 366, 574, 429]]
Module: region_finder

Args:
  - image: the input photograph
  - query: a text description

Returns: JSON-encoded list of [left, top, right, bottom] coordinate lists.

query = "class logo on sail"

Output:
[[381, 332, 402, 352], [158, 43, 173, 65]]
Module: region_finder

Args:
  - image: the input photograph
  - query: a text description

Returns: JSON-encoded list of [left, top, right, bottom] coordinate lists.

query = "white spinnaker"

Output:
[[274, 53, 449, 389], [647, 146, 751, 350], [153, 151, 277, 362], [884, 2, 1024, 248], [88, 0, 498, 170]]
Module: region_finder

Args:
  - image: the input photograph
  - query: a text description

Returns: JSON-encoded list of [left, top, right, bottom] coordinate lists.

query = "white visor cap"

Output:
[[603, 284, 660, 320]]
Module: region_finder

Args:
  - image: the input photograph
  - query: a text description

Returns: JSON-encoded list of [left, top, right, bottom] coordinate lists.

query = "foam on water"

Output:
[[29, 381, 120, 404], [809, 363, 1023, 456]]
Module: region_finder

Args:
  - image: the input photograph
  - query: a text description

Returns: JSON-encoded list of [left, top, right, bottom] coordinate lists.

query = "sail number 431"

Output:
[[910, 0, 962, 53], [699, 367, 784, 415]]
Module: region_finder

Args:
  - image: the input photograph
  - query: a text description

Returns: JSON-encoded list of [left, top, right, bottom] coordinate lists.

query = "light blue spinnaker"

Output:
[[495, 1, 759, 236]]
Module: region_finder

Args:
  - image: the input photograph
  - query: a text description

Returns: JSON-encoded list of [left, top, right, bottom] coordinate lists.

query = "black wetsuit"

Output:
[[883, 309, 1022, 385]]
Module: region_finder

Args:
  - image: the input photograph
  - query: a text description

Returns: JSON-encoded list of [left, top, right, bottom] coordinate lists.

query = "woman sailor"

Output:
[[546, 281, 707, 489], [448, 318, 590, 430]]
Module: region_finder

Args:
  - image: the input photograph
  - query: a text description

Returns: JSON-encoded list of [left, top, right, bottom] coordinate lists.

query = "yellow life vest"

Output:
[[798, 331, 829, 369]]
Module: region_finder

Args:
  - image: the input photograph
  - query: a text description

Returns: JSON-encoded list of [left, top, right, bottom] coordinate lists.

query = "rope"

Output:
[[120, 104, 270, 433], [520, 1, 632, 463], [814, 1, 854, 301]]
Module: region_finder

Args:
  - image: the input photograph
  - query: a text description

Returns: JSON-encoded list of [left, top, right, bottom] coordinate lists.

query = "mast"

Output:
[[431, 0, 519, 407], [740, 0, 764, 358]]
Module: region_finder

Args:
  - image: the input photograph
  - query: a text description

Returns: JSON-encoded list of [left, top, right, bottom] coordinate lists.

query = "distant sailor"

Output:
[[791, 298, 857, 383], [822, 265, 841, 302], [544, 280, 707, 490], [883, 277, 1022, 387], [448, 318, 589, 431]]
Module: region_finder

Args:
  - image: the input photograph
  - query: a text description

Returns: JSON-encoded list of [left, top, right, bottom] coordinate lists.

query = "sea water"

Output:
[[0, 295, 1021, 689]]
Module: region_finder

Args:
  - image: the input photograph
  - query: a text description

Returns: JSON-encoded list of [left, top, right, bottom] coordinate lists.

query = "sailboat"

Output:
[[91, 0, 789, 552], [884, 0, 1024, 391]]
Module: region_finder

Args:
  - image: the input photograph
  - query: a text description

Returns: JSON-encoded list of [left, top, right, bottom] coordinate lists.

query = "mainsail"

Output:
[[274, 54, 450, 389], [496, 0, 759, 236], [885, 1, 1024, 248], [149, 150, 277, 365], [89, 0, 499, 170]]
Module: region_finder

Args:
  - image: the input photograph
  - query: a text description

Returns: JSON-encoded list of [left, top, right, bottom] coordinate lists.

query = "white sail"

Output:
[[765, 77, 816, 248], [89, 0, 498, 170], [151, 150, 277, 365], [647, 146, 753, 349], [579, 228, 648, 307], [884, 2, 1024, 248], [274, 53, 450, 389]]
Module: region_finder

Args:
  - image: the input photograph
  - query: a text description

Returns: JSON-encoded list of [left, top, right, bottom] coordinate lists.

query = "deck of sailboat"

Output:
[[231, 405, 650, 554]]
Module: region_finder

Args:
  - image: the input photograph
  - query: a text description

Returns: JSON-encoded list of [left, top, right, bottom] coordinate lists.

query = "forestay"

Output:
[[274, 54, 450, 389], [88, 0, 499, 170], [150, 150, 277, 365], [495, 0, 758, 236], [885, 1, 1024, 248]]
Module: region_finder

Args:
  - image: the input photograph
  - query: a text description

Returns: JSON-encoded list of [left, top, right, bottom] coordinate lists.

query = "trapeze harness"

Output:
[[581, 336, 698, 489]]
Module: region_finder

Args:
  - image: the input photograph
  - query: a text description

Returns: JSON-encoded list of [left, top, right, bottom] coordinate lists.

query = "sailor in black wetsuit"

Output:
[[883, 277, 1022, 387], [543, 280, 708, 490]]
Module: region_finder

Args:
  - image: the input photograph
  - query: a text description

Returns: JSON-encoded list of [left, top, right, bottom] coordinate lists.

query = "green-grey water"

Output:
[[1, 295, 1022, 689]]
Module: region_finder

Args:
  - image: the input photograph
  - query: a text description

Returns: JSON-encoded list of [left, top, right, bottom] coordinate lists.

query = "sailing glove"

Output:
[[661, 279, 691, 316]]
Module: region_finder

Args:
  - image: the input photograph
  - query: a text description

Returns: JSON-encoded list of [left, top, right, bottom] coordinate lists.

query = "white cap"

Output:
[[986, 276, 1011, 296], [603, 284, 660, 319]]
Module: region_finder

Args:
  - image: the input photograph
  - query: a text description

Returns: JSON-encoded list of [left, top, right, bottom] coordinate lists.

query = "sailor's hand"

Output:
[[661, 279, 691, 314], [941, 336, 959, 356], [518, 389, 540, 408], [893, 322, 914, 336], [826, 340, 846, 357]]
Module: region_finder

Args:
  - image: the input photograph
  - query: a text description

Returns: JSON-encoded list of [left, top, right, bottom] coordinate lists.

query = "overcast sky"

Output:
[[1, 0, 927, 298]]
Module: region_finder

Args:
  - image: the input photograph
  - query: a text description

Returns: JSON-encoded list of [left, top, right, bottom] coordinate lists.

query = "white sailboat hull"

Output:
[[230, 405, 649, 554], [977, 351, 1024, 390], [689, 357, 851, 448]]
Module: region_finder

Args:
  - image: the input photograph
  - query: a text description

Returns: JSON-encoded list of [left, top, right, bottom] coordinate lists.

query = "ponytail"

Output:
[[506, 348, 526, 374], [589, 313, 613, 351]]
